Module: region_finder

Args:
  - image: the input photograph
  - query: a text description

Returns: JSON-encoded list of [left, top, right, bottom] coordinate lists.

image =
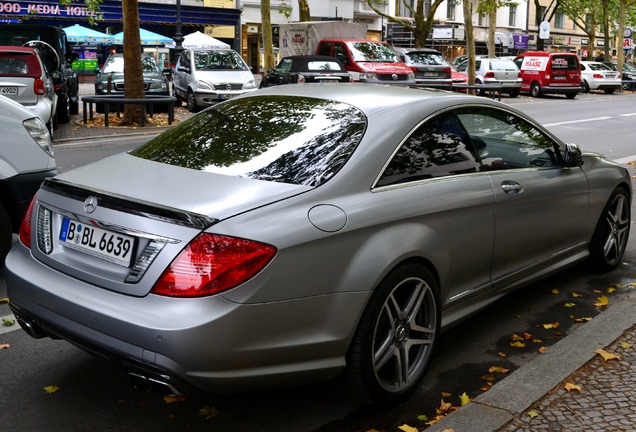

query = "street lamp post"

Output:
[[173, 0, 184, 57]]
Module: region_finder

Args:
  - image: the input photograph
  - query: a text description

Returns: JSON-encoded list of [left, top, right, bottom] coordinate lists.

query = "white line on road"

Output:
[[543, 116, 612, 127], [619, 113, 636, 117], [612, 155, 636, 165]]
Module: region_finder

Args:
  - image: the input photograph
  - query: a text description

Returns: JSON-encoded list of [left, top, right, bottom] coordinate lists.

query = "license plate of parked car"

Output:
[[59, 218, 134, 267], [1, 87, 18, 95]]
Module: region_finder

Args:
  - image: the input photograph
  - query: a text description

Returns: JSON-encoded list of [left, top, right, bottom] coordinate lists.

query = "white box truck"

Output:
[[279, 21, 367, 57]]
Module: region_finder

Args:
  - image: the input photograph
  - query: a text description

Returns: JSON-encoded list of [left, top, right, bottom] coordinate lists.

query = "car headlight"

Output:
[[244, 79, 257, 89], [23, 117, 53, 156], [359, 72, 379, 81], [196, 80, 213, 90]]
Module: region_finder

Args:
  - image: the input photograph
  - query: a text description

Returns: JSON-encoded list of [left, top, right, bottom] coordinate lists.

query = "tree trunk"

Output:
[[261, 0, 274, 74], [298, 0, 310, 21], [488, 6, 496, 57], [464, 0, 476, 86], [120, 0, 145, 126]]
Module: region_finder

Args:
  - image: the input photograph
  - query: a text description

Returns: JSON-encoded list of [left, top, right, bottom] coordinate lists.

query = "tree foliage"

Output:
[[366, 0, 446, 47], [476, 0, 520, 57]]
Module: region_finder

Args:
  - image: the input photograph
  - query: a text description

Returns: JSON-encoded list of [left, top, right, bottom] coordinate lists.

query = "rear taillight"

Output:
[[151, 233, 277, 297], [19, 198, 35, 249], [442, 66, 451, 75], [34, 78, 46, 95], [411, 67, 419, 73], [593, 73, 604, 79], [485, 71, 495, 79]]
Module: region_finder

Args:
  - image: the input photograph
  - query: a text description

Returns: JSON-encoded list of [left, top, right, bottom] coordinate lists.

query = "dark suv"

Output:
[[395, 47, 452, 88]]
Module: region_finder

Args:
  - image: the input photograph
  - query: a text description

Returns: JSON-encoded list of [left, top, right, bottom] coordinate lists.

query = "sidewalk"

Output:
[[428, 290, 636, 432]]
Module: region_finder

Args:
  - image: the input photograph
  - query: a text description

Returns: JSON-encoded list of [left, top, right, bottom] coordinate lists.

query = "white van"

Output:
[[172, 48, 258, 112], [0, 95, 58, 262]]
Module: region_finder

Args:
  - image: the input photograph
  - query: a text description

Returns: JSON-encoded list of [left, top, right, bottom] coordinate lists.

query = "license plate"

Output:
[[219, 94, 236, 100], [554, 75, 566, 80], [0, 87, 18, 95], [502, 82, 516, 87], [59, 218, 134, 267]]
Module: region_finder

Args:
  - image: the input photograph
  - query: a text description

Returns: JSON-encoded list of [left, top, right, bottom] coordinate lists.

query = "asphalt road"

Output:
[[1, 90, 636, 432]]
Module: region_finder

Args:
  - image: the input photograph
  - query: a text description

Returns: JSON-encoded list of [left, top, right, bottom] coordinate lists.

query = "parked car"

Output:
[[456, 57, 522, 97], [602, 61, 636, 90], [514, 51, 581, 99], [6, 85, 631, 404], [260, 55, 351, 88], [0, 95, 58, 263], [0, 46, 57, 134], [94, 53, 170, 112], [173, 48, 258, 112], [451, 54, 485, 68], [316, 39, 415, 86], [394, 47, 452, 88], [580, 61, 622, 94]]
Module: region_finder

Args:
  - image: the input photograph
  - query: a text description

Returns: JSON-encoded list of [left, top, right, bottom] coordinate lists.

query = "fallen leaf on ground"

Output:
[[0, 343, 10, 349], [564, 302, 576, 308], [564, 382, 582, 392], [199, 405, 220, 419], [528, 411, 540, 419], [2, 317, 15, 326], [550, 289, 559, 295], [163, 394, 188, 403], [595, 349, 621, 361], [619, 341, 633, 349], [488, 366, 509, 374], [398, 425, 418, 432], [44, 385, 60, 394], [571, 292, 583, 298], [538, 346, 548, 354], [542, 322, 559, 329], [510, 341, 525, 348], [0, 298, 8, 304], [498, 352, 507, 357], [459, 392, 471, 406], [594, 296, 609, 307]]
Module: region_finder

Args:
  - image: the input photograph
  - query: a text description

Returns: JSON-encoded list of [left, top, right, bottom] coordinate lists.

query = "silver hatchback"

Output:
[[6, 85, 631, 403], [457, 57, 522, 97], [0, 46, 57, 133]]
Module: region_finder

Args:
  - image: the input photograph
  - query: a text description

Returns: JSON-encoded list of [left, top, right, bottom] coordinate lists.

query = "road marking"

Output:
[[543, 116, 612, 127], [619, 113, 636, 117], [0, 314, 19, 334]]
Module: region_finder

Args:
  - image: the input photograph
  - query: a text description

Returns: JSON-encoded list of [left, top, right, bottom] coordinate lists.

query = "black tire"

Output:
[[69, 96, 79, 115], [604, 88, 616, 94], [56, 94, 70, 124], [508, 90, 519, 98], [589, 187, 631, 271], [530, 82, 542, 97], [566, 93, 577, 99], [344, 263, 439, 403], [0, 203, 12, 264], [186, 89, 199, 113], [582, 81, 590, 93]]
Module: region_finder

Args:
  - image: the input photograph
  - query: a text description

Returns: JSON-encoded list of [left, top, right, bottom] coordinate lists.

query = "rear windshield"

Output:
[[489, 60, 518, 71], [0, 53, 39, 77], [551, 55, 579, 70], [131, 95, 366, 187], [405, 52, 446, 65]]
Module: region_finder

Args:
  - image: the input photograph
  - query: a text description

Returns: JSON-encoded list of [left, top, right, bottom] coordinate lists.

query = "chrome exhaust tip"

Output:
[[128, 372, 183, 396]]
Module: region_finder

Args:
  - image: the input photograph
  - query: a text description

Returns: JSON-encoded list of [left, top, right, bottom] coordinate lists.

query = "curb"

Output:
[[427, 290, 636, 432]]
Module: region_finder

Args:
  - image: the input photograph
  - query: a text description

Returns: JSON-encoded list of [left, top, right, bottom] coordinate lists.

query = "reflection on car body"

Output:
[[6, 84, 631, 404]]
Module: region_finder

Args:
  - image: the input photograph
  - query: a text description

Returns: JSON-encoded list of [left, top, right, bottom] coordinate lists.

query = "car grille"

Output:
[[114, 83, 151, 91], [212, 83, 243, 91], [377, 74, 411, 82]]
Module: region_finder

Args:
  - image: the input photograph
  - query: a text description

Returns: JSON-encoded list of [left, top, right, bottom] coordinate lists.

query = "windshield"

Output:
[[348, 42, 399, 62], [102, 55, 161, 73], [194, 50, 248, 71], [131, 95, 367, 187]]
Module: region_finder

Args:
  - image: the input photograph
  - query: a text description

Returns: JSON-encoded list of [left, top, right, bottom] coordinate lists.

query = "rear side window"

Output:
[[406, 52, 445, 65], [551, 55, 578, 70], [132, 95, 367, 187]]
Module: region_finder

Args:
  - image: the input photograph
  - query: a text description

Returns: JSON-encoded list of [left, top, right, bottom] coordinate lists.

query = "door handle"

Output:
[[501, 180, 523, 195]]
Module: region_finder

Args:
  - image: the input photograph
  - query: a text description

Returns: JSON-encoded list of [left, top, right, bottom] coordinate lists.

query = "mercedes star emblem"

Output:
[[84, 196, 98, 214]]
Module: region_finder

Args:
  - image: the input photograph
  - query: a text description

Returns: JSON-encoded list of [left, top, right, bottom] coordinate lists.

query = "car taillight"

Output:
[[298, 74, 306, 83], [485, 72, 495, 79], [411, 67, 419, 73], [593, 73, 604, 79], [19, 197, 35, 249], [442, 66, 451, 75], [34, 78, 46, 95], [151, 233, 277, 297]]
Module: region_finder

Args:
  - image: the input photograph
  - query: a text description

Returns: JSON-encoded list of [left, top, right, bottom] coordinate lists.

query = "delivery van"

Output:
[[316, 39, 415, 86], [514, 52, 581, 99]]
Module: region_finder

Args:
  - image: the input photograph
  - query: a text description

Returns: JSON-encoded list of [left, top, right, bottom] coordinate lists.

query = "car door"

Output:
[[174, 51, 190, 97], [456, 106, 590, 289], [375, 110, 496, 308]]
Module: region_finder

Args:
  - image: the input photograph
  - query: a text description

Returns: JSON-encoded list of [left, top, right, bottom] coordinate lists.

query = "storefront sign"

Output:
[[0, 1, 96, 17], [513, 33, 528, 49]]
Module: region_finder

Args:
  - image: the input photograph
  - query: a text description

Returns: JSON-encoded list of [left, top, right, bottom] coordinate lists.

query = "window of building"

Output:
[[555, 12, 565, 29], [509, 5, 517, 27], [447, 1, 456, 21]]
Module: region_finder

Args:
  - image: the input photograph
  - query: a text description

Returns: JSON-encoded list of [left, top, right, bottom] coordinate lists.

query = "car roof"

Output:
[[283, 55, 343, 61], [0, 46, 38, 54]]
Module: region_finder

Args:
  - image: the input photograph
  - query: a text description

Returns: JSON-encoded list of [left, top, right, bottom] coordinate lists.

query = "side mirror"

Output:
[[563, 143, 583, 168]]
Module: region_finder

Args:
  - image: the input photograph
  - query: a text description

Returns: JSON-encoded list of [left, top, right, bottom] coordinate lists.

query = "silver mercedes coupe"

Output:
[[5, 84, 631, 403]]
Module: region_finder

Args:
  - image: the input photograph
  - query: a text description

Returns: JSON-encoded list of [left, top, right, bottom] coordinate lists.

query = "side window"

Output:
[[377, 113, 479, 187], [333, 43, 348, 63], [317, 42, 333, 56], [276, 58, 293, 73], [456, 107, 560, 170]]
